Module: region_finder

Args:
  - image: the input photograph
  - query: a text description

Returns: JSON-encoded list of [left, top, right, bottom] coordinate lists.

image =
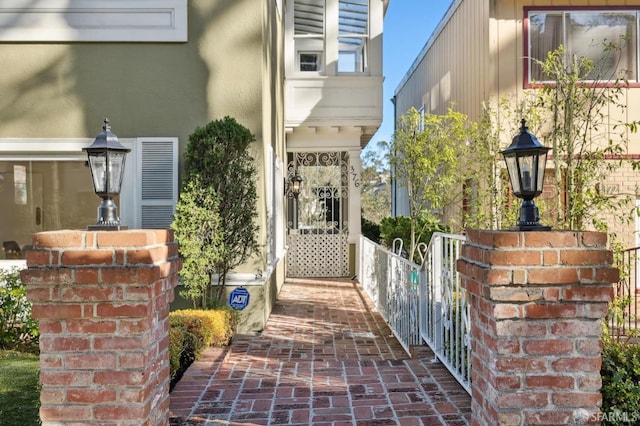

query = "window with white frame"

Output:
[[526, 8, 638, 83], [294, 0, 326, 73], [298, 51, 324, 72], [338, 0, 368, 73], [293, 0, 370, 74]]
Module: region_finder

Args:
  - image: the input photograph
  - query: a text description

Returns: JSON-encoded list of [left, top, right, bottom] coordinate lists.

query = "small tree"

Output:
[[470, 42, 639, 234], [389, 107, 472, 261], [361, 140, 391, 225], [180, 117, 260, 306], [172, 177, 223, 307], [534, 43, 637, 231], [470, 93, 546, 230]]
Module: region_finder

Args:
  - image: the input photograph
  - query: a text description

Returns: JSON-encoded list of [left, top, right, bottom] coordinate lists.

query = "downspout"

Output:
[[390, 94, 397, 217]]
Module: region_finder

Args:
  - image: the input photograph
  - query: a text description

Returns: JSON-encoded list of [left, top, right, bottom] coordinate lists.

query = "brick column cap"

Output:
[[30, 229, 175, 250], [465, 229, 607, 250]]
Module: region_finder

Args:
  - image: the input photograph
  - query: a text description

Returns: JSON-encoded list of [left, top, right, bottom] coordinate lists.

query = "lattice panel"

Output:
[[287, 234, 349, 277]]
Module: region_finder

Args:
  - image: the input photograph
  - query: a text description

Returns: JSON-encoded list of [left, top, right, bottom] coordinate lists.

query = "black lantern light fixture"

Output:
[[83, 118, 131, 230], [290, 169, 303, 198], [286, 168, 304, 230], [501, 119, 551, 231]]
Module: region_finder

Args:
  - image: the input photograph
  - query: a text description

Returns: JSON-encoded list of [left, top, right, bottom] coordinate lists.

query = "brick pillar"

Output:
[[21, 230, 180, 426], [457, 230, 617, 426]]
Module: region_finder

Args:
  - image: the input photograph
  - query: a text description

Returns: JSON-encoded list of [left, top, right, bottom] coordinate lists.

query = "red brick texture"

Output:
[[458, 230, 616, 426], [22, 230, 181, 426]]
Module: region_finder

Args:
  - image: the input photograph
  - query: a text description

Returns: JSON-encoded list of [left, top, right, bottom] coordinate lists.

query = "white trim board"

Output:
[[0, 0, 187, 42]]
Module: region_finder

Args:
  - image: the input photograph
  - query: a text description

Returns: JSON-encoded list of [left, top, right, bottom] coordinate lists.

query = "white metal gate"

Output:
[[420, 232, 471, 394], [358, 232, 471, 393], [286, 152, 349, 277]]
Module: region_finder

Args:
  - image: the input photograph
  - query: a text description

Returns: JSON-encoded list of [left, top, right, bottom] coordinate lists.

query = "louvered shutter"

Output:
[[137, 137, 178, 229]]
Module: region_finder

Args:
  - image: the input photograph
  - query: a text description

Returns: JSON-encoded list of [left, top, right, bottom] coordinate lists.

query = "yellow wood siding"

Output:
[[394, 0, 490, 122], [395, 0, 640, 239], [396, 0, 640, 151], [499, 0, 640, 152]]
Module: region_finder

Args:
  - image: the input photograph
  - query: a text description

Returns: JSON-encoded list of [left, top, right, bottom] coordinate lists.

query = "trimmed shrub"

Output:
[[170, 308, 235, 353], [169, 326, 185, 380], [170, 311, 206, 358], [168, 308, 236, 389], [206, 309, 237, 347], [176, 117, 259, 307]]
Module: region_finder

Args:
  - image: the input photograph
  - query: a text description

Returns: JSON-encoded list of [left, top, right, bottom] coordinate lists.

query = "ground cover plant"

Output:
[[0, 268, 40, 424], [0, 350, 40, 425]]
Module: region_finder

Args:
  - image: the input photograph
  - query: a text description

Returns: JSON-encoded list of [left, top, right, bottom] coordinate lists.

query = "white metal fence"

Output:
[[359, 236, 421, 354], [358, 233, 471, 394]]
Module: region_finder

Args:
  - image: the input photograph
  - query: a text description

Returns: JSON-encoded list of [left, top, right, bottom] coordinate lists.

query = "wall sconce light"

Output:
[[83, 118, 131, 230], [286, 169, 303, 198], [501, 119, 551, 231]]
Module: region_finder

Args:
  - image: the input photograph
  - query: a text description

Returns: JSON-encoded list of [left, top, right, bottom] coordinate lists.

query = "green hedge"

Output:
[[168, 326, 185, 381], [379, 215, 448, 263], [168, 308, 236, 388], [601, 336, 640, 425], [361, 217, 381, 243], [0, 268, 38, 350]]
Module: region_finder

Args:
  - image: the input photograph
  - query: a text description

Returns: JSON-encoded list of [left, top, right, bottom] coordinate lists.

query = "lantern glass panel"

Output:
[[517, 154, 536, 193], [504, 154, 520, 194], [88, 152, 107, 194], [292, 179, 301, 195], [107, 151, 127, 194], [536, 151, 548, 191]]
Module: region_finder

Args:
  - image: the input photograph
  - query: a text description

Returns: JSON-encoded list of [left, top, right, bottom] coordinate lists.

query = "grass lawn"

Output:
[[0, 350, 40, 426]]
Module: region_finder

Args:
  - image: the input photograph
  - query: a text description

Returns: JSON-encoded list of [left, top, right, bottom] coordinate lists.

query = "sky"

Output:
[[368, 0, 454, 154]]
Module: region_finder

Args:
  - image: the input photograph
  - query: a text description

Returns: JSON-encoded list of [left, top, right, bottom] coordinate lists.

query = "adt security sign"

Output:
[[229, 287, 250, 311]]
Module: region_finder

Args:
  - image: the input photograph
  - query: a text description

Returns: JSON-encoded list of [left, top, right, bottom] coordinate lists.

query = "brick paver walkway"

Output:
[[169, 278, 471, 425]]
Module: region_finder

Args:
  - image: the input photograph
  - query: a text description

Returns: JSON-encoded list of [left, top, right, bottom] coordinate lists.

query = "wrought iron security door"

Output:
[[286, 152, 349, 277]]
